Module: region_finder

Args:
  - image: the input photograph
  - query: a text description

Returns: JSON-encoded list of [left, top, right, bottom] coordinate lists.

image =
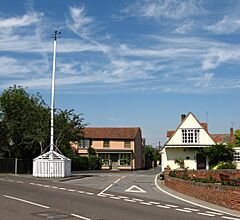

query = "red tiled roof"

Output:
[[201, 123, 208, 132], [167, 130, 175, 138], [83, 127, 141, 140], [210, 134, 230, 143]]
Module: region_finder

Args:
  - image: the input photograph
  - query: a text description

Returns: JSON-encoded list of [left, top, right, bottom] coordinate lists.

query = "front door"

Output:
[[111, 153, 119, 169], [196, 153, 206, 170]]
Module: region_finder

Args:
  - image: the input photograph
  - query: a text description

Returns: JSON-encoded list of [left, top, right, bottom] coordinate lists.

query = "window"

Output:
[[234, 150, 240, 162], [119, 153, 131, 166], [182, 129, 200, 143], [124, 140, 131, 148], [98, 153, 110, 165], [78, 139, 90, 149], [103, 139, 110, 148]]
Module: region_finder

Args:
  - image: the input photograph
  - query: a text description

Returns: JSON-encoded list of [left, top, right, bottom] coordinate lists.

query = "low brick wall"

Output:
[[186, 170, 240, 181], [164, 173, 240, 211]]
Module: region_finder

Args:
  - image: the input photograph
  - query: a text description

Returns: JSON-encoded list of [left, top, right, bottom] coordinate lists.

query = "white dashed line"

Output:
[[71, 213, 91, 220], [131, 198, 144, 202], [85, 192, 94, 195], [77, 191, 85, 194], [221, 217, 240, 220], [183, 208, 199, 212], [4, 195, 50, 209], [68, 189, 76, 192], [59, 187, 66, 190], [30, 182, 37, 186], [165, 204, 178, 208], [198, 212, 215, 217], [140, 202, 152, 206], [110, 197, 121, 200], [148, 201, 160, 205], [206, 211, 224, 216], [124, 199, 136, 203], [51, 186, 58, 189], [43, 185, 50, 188], [16, 181, 24, 184], [117, 196, 129, 199], [176, 208, 192, 213], [157, 205, 170, 209]]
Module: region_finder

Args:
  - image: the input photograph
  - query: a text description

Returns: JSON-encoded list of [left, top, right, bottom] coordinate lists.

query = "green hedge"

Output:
[[71, 156, 102, 171]]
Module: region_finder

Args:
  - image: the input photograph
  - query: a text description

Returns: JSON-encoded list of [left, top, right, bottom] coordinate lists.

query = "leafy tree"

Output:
[[0, 85, 85, 160], [201, 144, 235, 167], [234, 130, 240, 147], [88, 146, 96, 156]]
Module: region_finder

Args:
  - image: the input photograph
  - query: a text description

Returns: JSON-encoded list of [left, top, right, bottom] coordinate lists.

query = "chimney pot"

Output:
[[181, 114, 186, 122]]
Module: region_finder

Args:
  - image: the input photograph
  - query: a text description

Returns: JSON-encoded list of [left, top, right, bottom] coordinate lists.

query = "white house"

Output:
[[161, 112, 216, 172]]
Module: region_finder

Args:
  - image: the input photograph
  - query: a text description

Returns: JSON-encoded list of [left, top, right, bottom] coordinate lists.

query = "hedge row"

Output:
[[71, 156, 102, 171]]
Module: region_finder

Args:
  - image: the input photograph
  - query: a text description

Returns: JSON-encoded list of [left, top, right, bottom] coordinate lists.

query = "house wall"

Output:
[[133, 130, 143, 169], [167, 114, 215, 146], [91, 140, 134, 149], [161, 148, 197, 172]]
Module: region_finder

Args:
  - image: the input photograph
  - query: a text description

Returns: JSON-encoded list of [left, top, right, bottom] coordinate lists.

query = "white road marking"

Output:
[[165, 204, 178, 208], [140, 202, 152, 206], [68, 189, 76, 192], [124, 199, 136, 203], [221, 217, 240, 220], [131, 198, 144, 202], [51, 186, 58, 189], [43, 185, 50, 188], [37, 184, 43, 186], [155, 174, 240, 218], [157, 205, 170, 209], [176, 208, 192, 213], [110, 197, 121, 200], [3, 195, 50, 209], [183, 208, 199, 212], [7, 179, 14, 182], [71, 213, 91, 220], [16, 181, 24, 184], [77, 191, 85, 194], [125, 185, 146, 193], [97, 176, 126, 196], [59, 187, 66, 190], [85, 192, 94, 195], [148, 201, 160, 205], [117, 196, 129, 199], [206, 211, 223, 216], [30, 182, 37, 185], [198, 212, 215, 217], [98, 184, 113, 195], [101, 193, 114, 197]]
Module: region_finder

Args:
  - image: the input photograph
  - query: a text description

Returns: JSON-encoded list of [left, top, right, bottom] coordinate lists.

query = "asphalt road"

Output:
[[0, 170, 239, 220]]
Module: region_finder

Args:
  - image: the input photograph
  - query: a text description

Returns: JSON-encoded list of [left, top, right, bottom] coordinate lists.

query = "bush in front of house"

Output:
[[89, 156, 102, 170], [212, 162, 236, 170], [71, 156, 90, 171]]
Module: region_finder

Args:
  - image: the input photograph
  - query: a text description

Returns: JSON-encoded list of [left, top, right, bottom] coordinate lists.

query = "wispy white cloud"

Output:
[[121, 0, 203, 20], [66, 6, 94, 38], [205, 16, 240, 34], [174, 21, 193, 34], [0, 12, 43, 28]]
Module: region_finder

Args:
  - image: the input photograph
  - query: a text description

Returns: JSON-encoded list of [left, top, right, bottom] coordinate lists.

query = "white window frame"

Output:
[[182, 129, 200, 143], [234, 149, 240, 162]]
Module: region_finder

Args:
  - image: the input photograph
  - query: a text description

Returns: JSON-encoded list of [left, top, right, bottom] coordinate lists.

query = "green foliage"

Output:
[[0, 85, 85, 160], [201, 144, 234, 167], [88, 146, 96, 156], [234, 130, 240, 147], [89, 156, 102, 170], [71, 156, 102, 170], [144, 145, 160, 161], [213, 162, 236, 170], [71, 156, 89, 171]]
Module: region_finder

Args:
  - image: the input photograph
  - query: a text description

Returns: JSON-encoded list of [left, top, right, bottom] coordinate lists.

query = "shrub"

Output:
[[71, 156, 89, 171], [212, 162, 236, 170], [89, 156, 102, 170]]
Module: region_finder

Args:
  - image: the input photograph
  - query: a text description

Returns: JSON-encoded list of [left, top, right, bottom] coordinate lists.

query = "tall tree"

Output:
[[0, 85, 85, 159]]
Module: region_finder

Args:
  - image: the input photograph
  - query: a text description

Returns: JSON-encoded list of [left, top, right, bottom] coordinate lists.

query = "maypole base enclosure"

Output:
[[33, 151, 71, 178]]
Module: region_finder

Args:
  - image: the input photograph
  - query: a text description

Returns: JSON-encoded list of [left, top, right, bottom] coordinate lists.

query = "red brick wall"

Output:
[[164, 175, 240, 211]]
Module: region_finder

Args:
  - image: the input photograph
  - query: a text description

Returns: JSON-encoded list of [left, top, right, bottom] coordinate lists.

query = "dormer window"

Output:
[[182, 129, 200, 143]]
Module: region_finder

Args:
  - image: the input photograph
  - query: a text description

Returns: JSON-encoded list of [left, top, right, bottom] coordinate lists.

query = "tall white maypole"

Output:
[[50, 30, 60, 154], [33, 31, 71, 178]]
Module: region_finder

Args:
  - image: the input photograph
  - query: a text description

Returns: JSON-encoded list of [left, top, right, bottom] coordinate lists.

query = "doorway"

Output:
[[110, 153, 119, 169], [196, 153, 206, 170]]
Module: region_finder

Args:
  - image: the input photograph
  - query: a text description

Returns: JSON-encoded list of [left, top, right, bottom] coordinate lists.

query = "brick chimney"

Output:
[[181, 114, 186, 122], [230, 127, 234, 144]]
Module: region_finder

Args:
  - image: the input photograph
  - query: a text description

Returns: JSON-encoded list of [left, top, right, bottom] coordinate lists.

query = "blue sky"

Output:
[[0, 0, 240, 146]]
